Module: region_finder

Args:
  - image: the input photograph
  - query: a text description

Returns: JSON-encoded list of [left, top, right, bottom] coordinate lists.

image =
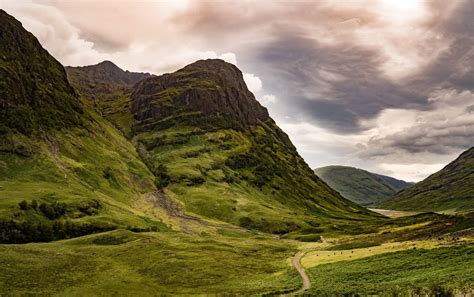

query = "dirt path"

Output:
[[287, 251, 310, 295]]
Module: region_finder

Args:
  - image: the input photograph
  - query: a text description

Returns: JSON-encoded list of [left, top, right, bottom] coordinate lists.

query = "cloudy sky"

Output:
[[2, 0, 473, 181]]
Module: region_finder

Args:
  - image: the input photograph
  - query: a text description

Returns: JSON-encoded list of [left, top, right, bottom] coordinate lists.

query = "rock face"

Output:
[[0, 9, 82, 134], [379, 147, 474, 212], [131, 59, 269, 129]]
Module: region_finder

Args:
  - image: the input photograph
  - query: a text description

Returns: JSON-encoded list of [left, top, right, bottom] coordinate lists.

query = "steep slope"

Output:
[[66, 61, 151, 137], [379, 148, 474, 212], [314, 166, 412, 206], [0, 10, 82, 135], [130, 59, 378, 234], [0, 10, 167, 243]]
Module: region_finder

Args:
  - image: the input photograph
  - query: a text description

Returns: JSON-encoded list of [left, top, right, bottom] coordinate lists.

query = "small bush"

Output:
[[18, 200, 28, 210]]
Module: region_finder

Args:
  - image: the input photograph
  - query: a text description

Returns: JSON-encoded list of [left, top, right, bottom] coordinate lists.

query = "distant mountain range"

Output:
[[379, 147, 474, 212], [314, 166, 413, 206]]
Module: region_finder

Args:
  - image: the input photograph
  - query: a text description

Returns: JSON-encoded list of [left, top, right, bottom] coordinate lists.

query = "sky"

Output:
[[1, 0, 473, 181]]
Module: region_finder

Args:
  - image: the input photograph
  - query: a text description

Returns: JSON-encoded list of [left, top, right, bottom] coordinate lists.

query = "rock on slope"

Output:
[[379, 147, 474, 212]]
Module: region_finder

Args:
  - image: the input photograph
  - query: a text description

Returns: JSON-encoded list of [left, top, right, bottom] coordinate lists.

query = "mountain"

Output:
[[0, 9, 379, 244], [379, 148, 474, 212], [127, 59, 379, 234], [314, 166, 412, 206], [66, 61, 151, 137], [0, 10, 166, 243]]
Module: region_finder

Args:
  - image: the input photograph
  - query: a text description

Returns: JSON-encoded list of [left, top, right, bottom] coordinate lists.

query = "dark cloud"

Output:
[[4, 0, 473, 180], [410, 0, 474, 91], [248, 35, 426, 134]]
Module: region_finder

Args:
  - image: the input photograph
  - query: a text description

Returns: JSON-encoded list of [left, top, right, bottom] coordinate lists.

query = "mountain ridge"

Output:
[[379, 147, 474, 212]]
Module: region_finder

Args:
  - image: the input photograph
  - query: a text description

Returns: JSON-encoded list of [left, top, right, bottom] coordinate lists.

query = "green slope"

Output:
[[379, 147, 474, 212], [314, 166, 411, 206], [0, 10, 168, 243]]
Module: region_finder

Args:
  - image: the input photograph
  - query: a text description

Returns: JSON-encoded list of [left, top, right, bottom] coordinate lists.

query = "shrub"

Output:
[[18, 200, 28, 210]]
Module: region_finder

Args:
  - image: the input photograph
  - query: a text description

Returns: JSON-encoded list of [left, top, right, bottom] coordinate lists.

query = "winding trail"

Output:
[[289, 251, 310, 295]]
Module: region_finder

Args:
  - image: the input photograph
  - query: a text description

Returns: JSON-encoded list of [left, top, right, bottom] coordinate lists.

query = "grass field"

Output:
[[0, 229, 300, 295], [305, 243, 474, 295]]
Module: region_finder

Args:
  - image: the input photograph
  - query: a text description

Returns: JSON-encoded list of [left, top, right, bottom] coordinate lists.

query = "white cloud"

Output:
[[378, 163, 446, 182], [243, 73, 262, 93], [217, 52, 237, 65], [260, 94, 277, 104]]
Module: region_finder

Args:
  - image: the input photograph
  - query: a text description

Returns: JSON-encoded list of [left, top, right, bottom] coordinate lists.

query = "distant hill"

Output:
[[314, 166, 412, 206], [379, 148, 474, 212]]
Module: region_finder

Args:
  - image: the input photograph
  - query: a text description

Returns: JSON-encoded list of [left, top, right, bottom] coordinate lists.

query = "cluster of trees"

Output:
[[0, 220, 115, 243], [18, 199, 101, 219]]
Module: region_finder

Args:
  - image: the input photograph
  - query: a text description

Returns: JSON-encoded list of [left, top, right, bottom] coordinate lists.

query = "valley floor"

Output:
[[1, 219, 473, 296]]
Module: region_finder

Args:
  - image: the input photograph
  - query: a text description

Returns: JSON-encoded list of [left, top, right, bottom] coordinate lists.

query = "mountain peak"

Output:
[[66, 60, 151, 91], [131, 59, 269, 130], [182, 58, 237, 71], [94, 60, 122, 71]]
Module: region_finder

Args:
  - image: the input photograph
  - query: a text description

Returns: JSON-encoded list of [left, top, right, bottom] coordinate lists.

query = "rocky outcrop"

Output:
[[131, 59, 269, 128]]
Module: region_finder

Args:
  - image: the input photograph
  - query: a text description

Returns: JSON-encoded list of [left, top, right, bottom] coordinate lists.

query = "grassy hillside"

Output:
[[379, 147, 474, 212], [314, 166, 410, 206], [374, 173, 414, 190], [0, 102, 174, 242]]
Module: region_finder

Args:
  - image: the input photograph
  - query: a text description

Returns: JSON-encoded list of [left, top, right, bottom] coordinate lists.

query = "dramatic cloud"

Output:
[[1, 0, 473, 181]]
